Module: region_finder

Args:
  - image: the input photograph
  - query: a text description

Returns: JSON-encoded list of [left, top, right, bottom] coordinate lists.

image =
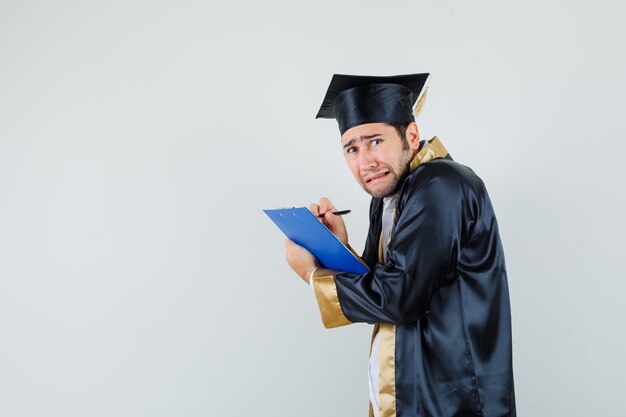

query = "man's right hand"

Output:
[[309, 197, 349, 246]]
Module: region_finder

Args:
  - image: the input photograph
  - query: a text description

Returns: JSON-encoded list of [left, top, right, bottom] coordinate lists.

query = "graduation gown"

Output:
[[312, 138, 515, 417]]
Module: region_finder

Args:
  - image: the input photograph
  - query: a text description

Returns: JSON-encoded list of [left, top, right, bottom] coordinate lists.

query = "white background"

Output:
[[1, 1, 625, 416]]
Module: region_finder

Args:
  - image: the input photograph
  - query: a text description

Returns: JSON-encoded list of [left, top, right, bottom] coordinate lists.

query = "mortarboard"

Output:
[[316, 73, 430, 135]]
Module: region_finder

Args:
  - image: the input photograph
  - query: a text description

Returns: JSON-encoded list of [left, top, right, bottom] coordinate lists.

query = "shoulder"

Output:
[[398, 158, 487, 205], [410, 157, 483, 187]]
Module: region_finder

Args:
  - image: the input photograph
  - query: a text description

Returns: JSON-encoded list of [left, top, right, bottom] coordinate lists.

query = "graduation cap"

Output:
[[316, 73, 430, 135]]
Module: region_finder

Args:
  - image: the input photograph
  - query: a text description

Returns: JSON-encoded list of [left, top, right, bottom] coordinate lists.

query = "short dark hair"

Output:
[[389, 123, 410, 151]]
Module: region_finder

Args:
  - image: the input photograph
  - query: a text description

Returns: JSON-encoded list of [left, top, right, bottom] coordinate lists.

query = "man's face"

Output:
[[341, 122, 419, 199]]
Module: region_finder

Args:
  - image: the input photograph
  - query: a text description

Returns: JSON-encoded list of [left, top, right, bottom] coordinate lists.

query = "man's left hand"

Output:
[[284, 239, 320, 284]]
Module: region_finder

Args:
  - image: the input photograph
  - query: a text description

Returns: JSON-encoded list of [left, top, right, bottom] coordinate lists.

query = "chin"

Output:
[[363, 172, 408, 198], [364, 182, 399, 199]]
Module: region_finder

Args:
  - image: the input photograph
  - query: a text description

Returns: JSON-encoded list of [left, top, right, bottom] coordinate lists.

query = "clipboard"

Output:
[[263, 207, 369, 274]]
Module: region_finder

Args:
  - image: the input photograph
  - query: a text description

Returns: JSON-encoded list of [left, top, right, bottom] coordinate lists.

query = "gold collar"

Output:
[[409, 136, 449, 173]]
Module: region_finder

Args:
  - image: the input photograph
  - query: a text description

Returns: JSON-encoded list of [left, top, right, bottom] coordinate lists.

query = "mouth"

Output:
[[365, 171, 390, 184]]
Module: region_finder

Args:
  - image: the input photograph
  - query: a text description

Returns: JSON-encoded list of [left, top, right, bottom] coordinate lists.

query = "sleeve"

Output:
[[312, 163, 467, 328], [310, 243, 364, 328]]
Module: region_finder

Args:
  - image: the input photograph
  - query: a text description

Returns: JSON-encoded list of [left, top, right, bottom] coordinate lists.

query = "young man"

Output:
[[284, 74, 515, 417]]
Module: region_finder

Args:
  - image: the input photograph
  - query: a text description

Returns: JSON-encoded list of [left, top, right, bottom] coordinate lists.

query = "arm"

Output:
[[284, 197, 360, 327], [313, 164, 468, 328]]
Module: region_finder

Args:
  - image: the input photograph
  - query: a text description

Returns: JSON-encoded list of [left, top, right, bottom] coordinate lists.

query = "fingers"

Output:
[[308, 203, 320, 217], [319, 197, 337, 223], [310, 197, 340, 225], [324, 210, 339, 224], [324, 212, 345, 234], [319, 197, 336, 215], [306, 199, 349, 246], [284, 238, 300, 250], [310, 197, 335, 221], [284, 239, 298, 262], [284, 238, 291, 254]]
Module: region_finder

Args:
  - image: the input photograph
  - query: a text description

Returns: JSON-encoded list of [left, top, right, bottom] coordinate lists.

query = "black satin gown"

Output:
[[333, 156, 516, 417]]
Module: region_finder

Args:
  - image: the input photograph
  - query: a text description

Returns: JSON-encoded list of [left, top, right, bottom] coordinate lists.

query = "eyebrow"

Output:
[[342, 133, 382, 149]]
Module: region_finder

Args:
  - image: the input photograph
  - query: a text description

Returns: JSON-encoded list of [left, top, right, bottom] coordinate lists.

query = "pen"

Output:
[[318, 210, 351, 217]]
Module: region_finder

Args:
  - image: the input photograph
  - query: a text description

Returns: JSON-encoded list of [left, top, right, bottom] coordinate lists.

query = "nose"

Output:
[[358, 150, 377, 171]]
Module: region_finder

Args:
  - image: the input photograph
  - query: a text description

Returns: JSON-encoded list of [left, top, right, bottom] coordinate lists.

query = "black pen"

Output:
[[317, 210, 351, 217]]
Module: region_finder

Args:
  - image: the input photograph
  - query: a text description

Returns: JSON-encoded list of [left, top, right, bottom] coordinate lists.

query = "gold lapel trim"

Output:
[[377, 223, 396, 417], [409, 136, 448, 173], [378, 323, 397, 417], [373, 136, 448, 417]]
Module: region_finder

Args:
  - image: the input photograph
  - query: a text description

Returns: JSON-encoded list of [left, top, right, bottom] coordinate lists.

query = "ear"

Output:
[[406, 122, 420, 151]]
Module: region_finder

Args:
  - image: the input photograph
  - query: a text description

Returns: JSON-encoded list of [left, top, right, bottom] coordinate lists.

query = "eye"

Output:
[[371, 138, 383, 147], [346, 147, 357, 154]]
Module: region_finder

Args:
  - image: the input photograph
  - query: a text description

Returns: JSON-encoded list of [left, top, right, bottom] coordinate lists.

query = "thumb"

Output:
[[325, 211, 339, 225]]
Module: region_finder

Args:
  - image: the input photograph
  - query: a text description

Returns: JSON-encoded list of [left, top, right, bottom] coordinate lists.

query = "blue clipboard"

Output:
[[263, 207, 369, 274]]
